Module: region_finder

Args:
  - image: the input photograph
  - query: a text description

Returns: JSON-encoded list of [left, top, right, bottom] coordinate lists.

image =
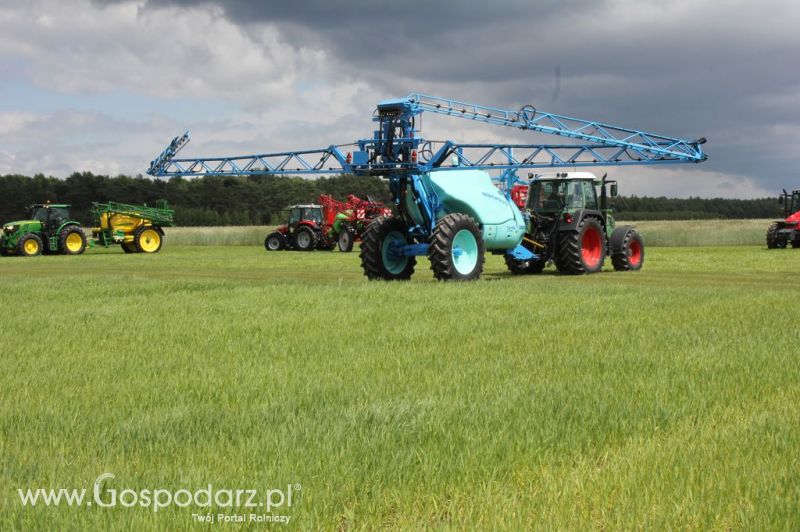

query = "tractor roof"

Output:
[[31, 203, 70, 208], [535, 172, 599, 181], [290, 204, 322, 209]]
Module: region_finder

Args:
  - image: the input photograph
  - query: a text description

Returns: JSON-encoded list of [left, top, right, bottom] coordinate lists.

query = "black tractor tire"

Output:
[[766, 223, 790, 249], [318, 241, 336, 251], [17, 233, 43, 257], [292, 226, 318, 251], [428, 213, 485, 281], [610, 227, 644, 271], [121, 242, 138, 253], [554, 217, 605, 275], [0, 247, 13, 257], [504, 254, 546, 275], [264, 232, 286, 251], [359, 216, 416, 280], [338, 226, 355, 252], [59, 226, 87, 255], [766, 223, 782, 249]]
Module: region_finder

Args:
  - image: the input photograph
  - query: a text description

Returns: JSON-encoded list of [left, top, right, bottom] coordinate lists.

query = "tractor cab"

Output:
[[287, 205, 323, 229], [778, 189, 800, 220], [527, 173, 614, 216], [28, 204, 72, 231]]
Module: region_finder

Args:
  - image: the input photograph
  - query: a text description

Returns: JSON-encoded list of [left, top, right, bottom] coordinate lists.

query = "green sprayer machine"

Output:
[[91, 200, 174, 253]]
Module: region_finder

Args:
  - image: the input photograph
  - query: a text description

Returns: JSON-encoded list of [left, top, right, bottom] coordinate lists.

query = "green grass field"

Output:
[[1, 243, 799, 530], [163, 218, 774, 247]]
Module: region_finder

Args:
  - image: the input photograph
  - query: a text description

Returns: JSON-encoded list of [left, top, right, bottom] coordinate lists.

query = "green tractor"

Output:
[[1, 203, 87, 257], [506, 172, 643, 274]]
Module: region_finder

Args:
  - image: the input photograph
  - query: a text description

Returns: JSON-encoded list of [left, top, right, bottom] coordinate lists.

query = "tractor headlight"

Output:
[[3, 225, 15, 234]]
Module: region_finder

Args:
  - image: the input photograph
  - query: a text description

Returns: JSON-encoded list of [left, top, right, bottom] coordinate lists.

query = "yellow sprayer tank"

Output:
[[91, 200, 174, 253]]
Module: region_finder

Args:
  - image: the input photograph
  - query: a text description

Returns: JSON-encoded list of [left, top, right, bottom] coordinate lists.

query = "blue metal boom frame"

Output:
[[147, 92, 706, 254], [405, 93, 706, 163], [147, 92, 706, 178]]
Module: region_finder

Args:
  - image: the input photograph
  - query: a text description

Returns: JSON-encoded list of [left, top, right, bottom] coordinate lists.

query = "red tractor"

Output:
[[767, 188, 800, 249], [264, 194, 391, 252]]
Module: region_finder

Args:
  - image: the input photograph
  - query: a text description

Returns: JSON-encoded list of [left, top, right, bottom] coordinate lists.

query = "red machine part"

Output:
[[318, 194, 391, 225], [510, 184, 528, 209], [785, 210, 800, 226]]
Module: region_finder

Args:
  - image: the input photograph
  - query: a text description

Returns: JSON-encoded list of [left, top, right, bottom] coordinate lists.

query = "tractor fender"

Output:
[[56, 220, 82, 234], [298, 221, 321, 230], [150, 225, 165, 236], [609, 225, 636, 251], [786, 211, 800, 225]]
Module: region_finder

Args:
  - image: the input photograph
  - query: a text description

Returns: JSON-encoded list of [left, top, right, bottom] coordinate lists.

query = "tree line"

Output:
[[0, 172, 393, 226], [0, 172, 786, 225]]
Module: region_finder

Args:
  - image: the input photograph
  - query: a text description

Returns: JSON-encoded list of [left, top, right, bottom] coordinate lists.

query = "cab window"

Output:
[[566, 182, 584, 209], [50, 207, 69, 224], [581, 181, 598, 209], [288, 208, 302, 225], [530, 181, 566, 213], [302, 208, 322, 224], [30, 208, 49, 222]]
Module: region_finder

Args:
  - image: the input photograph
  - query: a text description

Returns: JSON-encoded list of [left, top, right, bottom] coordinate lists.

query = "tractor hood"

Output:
[[785, 211, 800, 225], [3, 220, 40, 232]]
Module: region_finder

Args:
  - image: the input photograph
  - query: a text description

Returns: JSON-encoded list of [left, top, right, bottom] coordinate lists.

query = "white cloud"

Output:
[[0, 0, 795, 199], [0, 0, 386, 174]]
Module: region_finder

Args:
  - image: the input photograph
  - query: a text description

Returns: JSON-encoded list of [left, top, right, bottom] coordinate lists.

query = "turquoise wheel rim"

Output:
[[452, 229, 478, 275], [381, 230, 409, 274]]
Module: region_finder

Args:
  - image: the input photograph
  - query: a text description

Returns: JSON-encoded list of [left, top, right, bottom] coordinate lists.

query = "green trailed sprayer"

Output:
[[91, 200, 174, 253]]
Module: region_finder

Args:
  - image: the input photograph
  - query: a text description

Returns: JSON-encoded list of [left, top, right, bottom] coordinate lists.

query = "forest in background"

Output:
[[0, 172, 785, 225]]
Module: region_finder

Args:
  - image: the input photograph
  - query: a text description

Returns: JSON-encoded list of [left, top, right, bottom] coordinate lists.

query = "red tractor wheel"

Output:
[[554, 217, 605, 275], [610, 227, 644, 271]]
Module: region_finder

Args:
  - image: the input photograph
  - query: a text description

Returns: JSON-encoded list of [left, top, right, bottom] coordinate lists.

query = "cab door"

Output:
[[287, 207, 303, 233]]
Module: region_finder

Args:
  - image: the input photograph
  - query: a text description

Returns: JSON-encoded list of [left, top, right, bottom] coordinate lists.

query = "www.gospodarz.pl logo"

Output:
[[17, 473, 300, 521]]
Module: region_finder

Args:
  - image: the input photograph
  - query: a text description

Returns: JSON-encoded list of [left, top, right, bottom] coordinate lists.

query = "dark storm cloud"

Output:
[[99, 0, 800, 193]]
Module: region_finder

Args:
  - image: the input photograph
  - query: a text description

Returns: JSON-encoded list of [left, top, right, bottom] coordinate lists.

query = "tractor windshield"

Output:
[[529, 180, 598, 213], [29, 208, 49, 222], [288, 208, 302, 225], [529, 181, 567, 213], [302, 208, 322, 224], [28, 206, 70, 224]]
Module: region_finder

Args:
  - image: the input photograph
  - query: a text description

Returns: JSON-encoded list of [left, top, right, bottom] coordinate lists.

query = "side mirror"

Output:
[[610, 184, 618, 197]]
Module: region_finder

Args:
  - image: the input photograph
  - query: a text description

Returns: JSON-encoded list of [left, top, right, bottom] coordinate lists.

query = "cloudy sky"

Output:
[[0, 0, 797, 197]]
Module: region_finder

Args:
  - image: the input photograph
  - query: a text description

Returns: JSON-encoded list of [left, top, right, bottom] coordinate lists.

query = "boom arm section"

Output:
[[148, 138, 352, 177], [148, 131, 190, 176], [405, 93, 707, 163]]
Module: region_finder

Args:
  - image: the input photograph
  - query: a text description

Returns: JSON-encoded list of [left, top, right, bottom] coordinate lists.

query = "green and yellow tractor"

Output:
[[0, 203, 87, 257]]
